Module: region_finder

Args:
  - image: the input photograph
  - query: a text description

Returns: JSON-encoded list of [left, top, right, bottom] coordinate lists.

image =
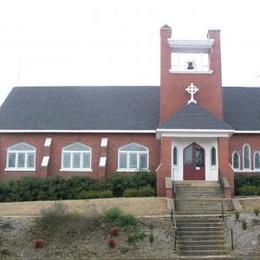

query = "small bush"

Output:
[[254, 208, 259, 216], [235, 211, 240, 221], [241, 219, 248, 230], [123, 186, 155, 197], [235, 176, 260, 195], [77, 190, 113, 199], [115, 213, 138, 228], [105, 208, 123, 222], [238, 185, 259, 196], [127, 231, 146, 244]]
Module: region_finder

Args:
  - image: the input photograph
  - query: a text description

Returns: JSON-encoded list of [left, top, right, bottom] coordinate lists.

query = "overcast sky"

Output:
[[0, 0, 260, 105]]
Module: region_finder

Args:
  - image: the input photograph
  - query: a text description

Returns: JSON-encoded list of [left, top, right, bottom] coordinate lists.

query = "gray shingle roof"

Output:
[[159, 103, 233, 130], [0, 86, 159, 130], [0, 86, 259, 131], [223, 87, 260, 131]]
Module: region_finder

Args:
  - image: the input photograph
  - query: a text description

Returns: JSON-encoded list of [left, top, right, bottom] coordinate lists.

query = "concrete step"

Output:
[[178, 230, 224, 236], [179, 245, 226, 251], [177, 222, 224, 227], [178, 226, 224, 232], [178, 240, 225, 246], [180, 250, 228, 256], [178, 235, 225, 241]]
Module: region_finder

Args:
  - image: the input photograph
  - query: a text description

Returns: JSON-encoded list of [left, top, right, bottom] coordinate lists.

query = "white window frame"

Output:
[[117, 143, 149, 172], [5, 142, 36, 171], [232, 151, 240, 171], [242, 143, 251, 170], [60, 142, 92, 172], [210, 146, 217, 168], [172, 146, 178, 167], [254, 151, 260, 171]]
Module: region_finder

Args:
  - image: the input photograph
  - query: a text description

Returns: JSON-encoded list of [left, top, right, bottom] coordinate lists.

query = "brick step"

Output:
[[180, 250, 229, 256], [179, 245, 226, 251], [178, 240, 225, 246]]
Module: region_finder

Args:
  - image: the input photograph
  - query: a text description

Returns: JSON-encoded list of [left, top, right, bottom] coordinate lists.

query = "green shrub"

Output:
[[115, 213, 138, 228], [254, 208, 259, 216], [238, 185, 259, 196], [149, 233, 154, 243], [107, 171, 156, 197], [105, 207, 138, 228], [235, 176, 260, 195], [105, 208, 123, 222], [127, 231, 146, 244], [123, 186, 155, 197], [77, 190, 113, 199]]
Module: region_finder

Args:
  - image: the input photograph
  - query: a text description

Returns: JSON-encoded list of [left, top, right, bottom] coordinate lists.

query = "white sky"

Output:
[[0, 0, 260, 105]]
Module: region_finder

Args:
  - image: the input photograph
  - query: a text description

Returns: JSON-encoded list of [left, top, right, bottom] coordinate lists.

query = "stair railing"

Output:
[[171, 181, 177, 251]]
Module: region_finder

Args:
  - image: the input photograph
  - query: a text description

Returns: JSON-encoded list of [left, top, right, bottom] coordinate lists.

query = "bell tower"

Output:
[[159, 25, 224, 124]]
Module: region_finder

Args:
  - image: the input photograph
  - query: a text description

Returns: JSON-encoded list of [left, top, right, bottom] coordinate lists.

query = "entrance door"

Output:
[[183, 143, 205, 180]]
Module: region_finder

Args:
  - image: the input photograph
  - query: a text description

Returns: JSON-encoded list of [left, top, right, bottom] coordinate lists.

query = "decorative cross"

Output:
[[185, 83, 199, 105]]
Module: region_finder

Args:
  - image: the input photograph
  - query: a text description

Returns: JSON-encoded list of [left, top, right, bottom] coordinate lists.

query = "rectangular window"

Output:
[[72, 153, 81, 168], [27, 153, 35, 168], [139, 153, 147, 169], [82, 153, 90, 169], [119, 153, 127, 169], [129, 153, 137, 168], [17, 153, 25, 168], [8, 152, 16, 168], [63, 153, 71, 168]]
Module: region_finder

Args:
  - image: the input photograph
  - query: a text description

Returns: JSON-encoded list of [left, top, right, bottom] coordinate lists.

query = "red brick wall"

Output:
[[160, 27, 224, 124], [230, 134, 260, 175], [0, 133, 160, 181]]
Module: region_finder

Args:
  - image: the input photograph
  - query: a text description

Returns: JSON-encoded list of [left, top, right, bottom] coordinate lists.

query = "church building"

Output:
[[0, 25, 259, 198]]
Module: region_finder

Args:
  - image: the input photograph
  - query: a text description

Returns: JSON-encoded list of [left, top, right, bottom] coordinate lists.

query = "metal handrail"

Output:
[[171, 181, 177, 251]]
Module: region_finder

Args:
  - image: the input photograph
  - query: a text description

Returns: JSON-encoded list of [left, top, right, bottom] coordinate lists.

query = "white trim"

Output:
[[157, 129, 234, 133], [5, 168, 36, 172], [234, 131, 260, 134], [0, 129, 156, 133], [100, 138, 108, 147], [41, 156, 50, 167], [232, 151, 240, 171], [253, 151, 260, 170], [168, 39, 215, 53], [44, 138, 52, 147], [242, 143, 251, 170], [169, 69, 213, 74], [59, 168, 92, 172], [117, 143, 149, 171]]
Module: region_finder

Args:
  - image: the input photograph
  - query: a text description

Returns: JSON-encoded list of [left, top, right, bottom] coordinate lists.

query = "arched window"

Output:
[[232, 151, 240, 170], [254, 152, 260, 170], [61, 142, 91, 170], [118, 143, 149, 171], [6, 142, 36, 170], [211, 147, 216, 166], [243, 144, 251, 170], [173, 146, 178, 166]]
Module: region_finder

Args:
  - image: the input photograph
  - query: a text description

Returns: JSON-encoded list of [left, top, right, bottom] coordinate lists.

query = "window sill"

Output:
[[116, 169, 148, 172], [5, 168, 36, 172], [169, 69, 213, 74], [59, 168, 92, 172]]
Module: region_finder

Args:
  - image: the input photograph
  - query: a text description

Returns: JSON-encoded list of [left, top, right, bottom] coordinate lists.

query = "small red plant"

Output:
[[110, 227, 119, 236], [107, 235, 115, 248], [33, 239, 46, 249]]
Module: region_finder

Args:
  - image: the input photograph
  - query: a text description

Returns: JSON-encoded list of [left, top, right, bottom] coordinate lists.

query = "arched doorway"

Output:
[[183, 142, 205, 180]]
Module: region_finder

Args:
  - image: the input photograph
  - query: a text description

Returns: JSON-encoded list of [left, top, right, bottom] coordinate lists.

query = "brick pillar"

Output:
[[218, 137, 234, 197], [157, 137, 172, 197]]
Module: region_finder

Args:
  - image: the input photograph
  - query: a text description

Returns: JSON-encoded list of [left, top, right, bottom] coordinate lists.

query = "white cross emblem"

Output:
[[185, 83, 199, 105]]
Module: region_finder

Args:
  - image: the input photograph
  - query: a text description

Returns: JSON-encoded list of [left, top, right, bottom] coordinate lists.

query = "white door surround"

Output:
[[171, 137, 218, 181]]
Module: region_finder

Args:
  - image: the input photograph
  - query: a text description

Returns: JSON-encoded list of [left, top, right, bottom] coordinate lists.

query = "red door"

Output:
[[183, 143, 205, 180]]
